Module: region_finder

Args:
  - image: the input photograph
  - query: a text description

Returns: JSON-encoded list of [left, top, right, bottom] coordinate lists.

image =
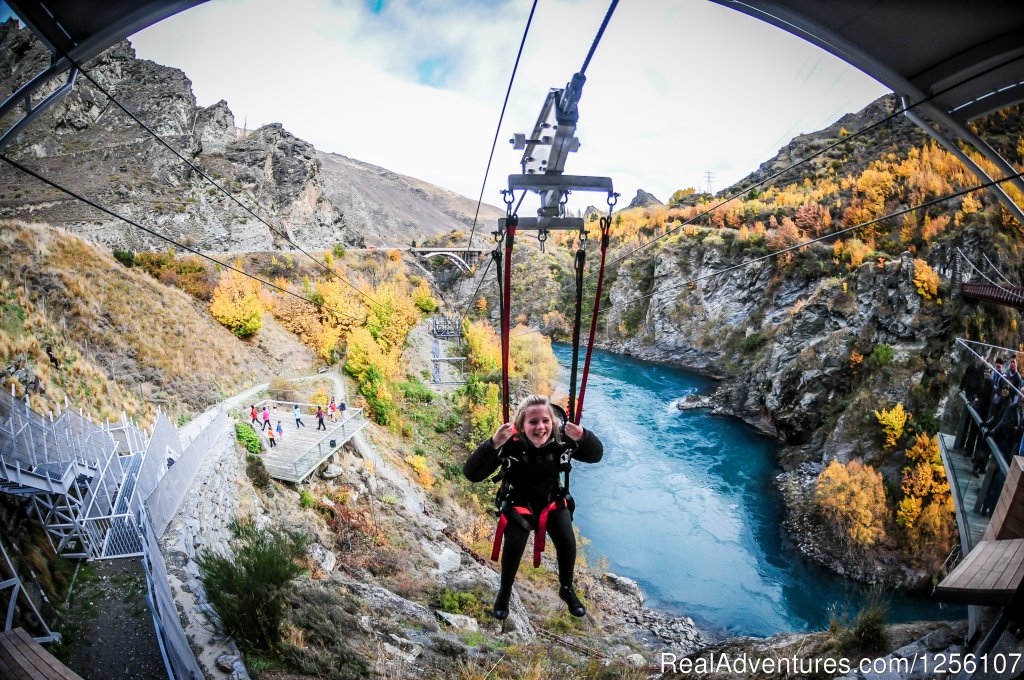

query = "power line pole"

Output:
[[704, 171, 714, 195]]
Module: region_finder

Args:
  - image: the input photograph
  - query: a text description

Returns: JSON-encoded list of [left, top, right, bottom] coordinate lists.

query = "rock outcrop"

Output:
[[626, 189, 663, 210]]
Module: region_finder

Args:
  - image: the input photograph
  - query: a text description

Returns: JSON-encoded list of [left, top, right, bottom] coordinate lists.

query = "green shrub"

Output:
[[435, 588, 487, 619], [299, 489, 316, 510], [836, 591, 889, 656], [871, 343, 895, 367], [197, 520, 307, 652], [246, 455, 271, 489], [235, 423, 262, 454], [112, 249, 135, 267], [741, 332, 767, 353], [396, 379, 435, 403], [332, 243, 346, 259]]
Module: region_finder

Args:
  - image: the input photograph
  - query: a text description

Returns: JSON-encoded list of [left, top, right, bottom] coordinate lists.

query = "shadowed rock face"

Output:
[[0, 19, 499, 252]]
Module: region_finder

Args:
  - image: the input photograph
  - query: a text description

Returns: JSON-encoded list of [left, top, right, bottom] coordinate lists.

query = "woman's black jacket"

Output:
[[464, 429, 603, 503]]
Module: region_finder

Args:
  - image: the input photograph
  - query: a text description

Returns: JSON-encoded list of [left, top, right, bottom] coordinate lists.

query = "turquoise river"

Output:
[[552, 343, 961, 638]]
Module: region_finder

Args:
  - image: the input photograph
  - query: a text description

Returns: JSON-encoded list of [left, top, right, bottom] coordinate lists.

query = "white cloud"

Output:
[[131, 0, 888, 218]]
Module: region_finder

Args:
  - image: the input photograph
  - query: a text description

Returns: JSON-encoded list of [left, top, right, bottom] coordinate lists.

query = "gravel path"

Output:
[[59, 558, 165, 680]]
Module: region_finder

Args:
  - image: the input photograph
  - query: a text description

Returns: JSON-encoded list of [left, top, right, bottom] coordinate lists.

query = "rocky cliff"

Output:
[[0, 20, 500, 253]]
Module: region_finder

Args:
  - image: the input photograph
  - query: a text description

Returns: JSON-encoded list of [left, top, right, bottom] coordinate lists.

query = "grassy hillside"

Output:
[[0, 220, 314, 424]]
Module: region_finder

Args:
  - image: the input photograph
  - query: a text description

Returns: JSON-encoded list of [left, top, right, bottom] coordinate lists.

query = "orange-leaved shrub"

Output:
[[815, 459, 888, 547], [210, 261, 264, 338]]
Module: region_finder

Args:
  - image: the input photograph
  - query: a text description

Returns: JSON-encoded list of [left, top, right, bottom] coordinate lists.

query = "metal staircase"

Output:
[[0, 388, 151, 559]]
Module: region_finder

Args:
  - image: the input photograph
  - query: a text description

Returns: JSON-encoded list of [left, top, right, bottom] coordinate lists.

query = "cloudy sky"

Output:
[[34, 0, 892, 213]]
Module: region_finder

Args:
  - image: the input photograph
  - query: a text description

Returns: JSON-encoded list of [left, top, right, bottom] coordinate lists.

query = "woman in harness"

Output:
[[464, 394, 603, 620]]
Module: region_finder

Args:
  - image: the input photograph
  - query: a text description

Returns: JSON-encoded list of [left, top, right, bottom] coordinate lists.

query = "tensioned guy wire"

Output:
[[464, 0, 539, 257], [59, 51, 386, 314], [0, 152, 366, 325]]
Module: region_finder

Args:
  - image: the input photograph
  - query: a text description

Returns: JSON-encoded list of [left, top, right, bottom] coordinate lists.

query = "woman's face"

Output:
[[522, 404, 554, 447]]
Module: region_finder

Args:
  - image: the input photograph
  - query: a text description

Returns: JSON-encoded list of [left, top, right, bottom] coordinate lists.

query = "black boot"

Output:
[[493, 588, 511, 620], [559, 585, 586, 617]]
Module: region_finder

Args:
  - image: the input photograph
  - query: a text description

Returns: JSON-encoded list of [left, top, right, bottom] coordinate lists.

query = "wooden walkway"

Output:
[[938, 433, 990, 552], [252, 402, 367, 483], [0, 628, 83, 680]]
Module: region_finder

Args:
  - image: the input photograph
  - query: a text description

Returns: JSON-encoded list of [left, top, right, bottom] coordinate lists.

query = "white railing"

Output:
[[145, 408, 228, 537], [286, 410, 367, 481]]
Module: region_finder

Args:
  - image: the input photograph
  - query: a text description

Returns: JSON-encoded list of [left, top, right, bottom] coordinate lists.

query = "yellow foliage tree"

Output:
[[318, 277, 367, 338], [309, 387, 330, 406], [463, 319, 504, 374], [510, 325, 558, 394], [897, 434, 953, 569], [364, 281, 420, 354], [405, 455, 435, 489], [912, 258, 940, 301], [209, 262, 264, 338], [874, 403, 907, 449], [815, 459, 888, 546], [411, 279, 438, 313]]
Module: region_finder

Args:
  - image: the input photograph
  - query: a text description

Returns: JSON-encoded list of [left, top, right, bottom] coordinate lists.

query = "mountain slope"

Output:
[[0, 20, 499, 253], [318, 152, 505, 245]]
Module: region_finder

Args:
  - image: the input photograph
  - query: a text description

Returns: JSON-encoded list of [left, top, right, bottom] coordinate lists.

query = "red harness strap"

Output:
[[491, 499, 568, 567]]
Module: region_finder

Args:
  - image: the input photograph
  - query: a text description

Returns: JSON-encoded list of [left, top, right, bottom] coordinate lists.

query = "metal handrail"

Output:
[[960, 391, 1010, 477]]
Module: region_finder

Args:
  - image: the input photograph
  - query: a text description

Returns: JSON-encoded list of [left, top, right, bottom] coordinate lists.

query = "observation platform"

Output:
[[251, 400, 366, 483]]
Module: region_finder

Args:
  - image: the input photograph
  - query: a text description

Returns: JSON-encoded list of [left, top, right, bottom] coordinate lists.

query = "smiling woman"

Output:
[[464, 393, 604, 620]]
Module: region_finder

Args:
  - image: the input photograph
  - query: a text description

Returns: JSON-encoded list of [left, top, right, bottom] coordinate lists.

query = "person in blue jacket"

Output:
[[464, 394, 603, 620]]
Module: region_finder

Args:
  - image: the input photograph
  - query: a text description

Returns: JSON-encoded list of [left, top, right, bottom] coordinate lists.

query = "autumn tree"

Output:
[[510, 325, 558, 394], [411, 279, 438, 313], [210, 262, 264, 338], [912, 259, 940, 301], [874, 403, 908, 449], [463, 319, 504, 374], [815, 459, 888, 547], [896, 434, 953, 570], [364, 281, 420, 354]]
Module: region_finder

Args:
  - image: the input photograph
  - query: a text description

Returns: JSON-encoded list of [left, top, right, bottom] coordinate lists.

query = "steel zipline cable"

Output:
[[0, 152, 365, 326], [59, 52, 387, 315], [579, 0, 619, 76], [463, 0, 539, 259]]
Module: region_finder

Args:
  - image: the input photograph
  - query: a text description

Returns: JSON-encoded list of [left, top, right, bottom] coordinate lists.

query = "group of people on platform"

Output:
[[248, 397, 347, 448], [960, 355, 1024, 479]]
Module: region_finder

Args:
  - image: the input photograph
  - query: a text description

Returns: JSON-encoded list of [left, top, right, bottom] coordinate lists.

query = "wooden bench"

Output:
[[0, 628, 83, 680], [935, 538, 1024, 604]]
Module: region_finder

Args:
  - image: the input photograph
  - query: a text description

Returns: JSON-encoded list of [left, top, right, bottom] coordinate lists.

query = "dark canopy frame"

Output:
[[0, 0, 206, 148]]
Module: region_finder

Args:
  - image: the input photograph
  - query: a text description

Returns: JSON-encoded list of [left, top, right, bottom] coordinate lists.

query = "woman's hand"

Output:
[[491, 422, 515, 448], [564, 422, 584, 441]]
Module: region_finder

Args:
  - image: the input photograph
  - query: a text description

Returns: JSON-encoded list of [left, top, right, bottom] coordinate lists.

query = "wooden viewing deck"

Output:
[[252, 401, 367, 483]]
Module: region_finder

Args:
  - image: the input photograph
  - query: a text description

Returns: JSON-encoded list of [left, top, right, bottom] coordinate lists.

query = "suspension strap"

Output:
[[567, 230, 587, 420], [500, 217, 517, 423], [574, 193, 617, 423]]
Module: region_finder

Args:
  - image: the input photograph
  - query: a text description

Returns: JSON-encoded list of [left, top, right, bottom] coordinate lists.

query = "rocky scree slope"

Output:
[[317, 151, 505, 246]]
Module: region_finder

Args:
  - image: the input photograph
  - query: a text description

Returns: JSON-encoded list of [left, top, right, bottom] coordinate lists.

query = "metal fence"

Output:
[[145, 408, 228, 538], [141, 512, 203, 680], [139, 407, 227, 679]]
